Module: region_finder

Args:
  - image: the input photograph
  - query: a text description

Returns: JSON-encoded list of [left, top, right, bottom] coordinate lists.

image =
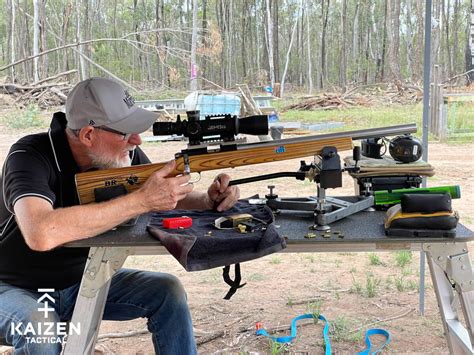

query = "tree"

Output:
[[468, 0, 474, 80], [280, 0, 302, 98], [190, 0, 198, 91], [265, 0, 275, 88], [305, 1, 313, 93], [386, 0, 401, 81], [33, 0, 40, 81]]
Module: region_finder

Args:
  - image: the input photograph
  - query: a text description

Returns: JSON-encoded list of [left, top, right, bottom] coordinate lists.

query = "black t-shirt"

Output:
[[0, 112, 150, 290]]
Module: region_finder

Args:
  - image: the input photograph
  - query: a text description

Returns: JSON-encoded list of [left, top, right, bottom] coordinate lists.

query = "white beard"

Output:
[[88, 145, 135, 169], [88, 152, 132, 169]]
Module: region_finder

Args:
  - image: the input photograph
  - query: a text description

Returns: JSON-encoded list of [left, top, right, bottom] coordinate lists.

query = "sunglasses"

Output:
[[97, 126, 132, 141]]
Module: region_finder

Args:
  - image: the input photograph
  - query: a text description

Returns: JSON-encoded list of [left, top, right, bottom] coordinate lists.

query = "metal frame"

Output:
[[63, 239, 473, 355]]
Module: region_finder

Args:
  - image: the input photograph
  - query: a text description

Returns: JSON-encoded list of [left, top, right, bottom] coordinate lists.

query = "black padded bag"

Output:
[[401, 193, 451, 213], [147, 201, 286, 272]]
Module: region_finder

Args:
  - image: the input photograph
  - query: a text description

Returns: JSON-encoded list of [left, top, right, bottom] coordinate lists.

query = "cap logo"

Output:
[[123, 90, 135, 109], [89, 120, 96, 126]]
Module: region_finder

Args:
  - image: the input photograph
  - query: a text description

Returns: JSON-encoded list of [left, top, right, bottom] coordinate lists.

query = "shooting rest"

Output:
[[62, 211, 474, 355], [260, 146, 375, 230]]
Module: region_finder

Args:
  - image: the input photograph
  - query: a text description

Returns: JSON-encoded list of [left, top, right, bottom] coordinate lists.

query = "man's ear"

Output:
[[77, 126, 96, 147]]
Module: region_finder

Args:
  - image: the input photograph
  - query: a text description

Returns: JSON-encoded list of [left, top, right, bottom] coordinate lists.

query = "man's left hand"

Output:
[[207, 173, 240, 212]]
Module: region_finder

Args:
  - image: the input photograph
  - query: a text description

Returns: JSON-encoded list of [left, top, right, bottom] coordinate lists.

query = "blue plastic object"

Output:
[[268, 112, 279, 123], [185, 93, 241, 119]]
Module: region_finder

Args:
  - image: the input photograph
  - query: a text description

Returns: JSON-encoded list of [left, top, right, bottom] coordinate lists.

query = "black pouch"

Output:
[[401, 193, 451, 213], [147, 201, 286, 272]]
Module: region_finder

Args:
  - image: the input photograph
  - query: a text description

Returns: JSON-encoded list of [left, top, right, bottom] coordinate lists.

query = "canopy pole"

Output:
[[419, 0, 433, 317]]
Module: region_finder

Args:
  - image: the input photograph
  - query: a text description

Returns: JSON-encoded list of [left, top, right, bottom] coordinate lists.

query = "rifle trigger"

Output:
[[182, 153, 191, 175]]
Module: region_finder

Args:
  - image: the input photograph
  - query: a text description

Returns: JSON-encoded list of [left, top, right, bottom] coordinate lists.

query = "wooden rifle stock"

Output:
[[75, 123, 416, 204]]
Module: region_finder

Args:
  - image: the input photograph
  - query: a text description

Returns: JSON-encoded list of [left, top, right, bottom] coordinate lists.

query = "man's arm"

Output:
[[14, 160, 193, 251]]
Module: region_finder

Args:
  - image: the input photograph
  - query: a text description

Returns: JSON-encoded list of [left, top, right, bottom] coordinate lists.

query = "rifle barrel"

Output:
[[235, 123, 417, 151]]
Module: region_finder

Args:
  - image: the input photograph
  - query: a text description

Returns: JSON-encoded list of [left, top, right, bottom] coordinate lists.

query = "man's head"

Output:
[[65, 78, 157, 169]]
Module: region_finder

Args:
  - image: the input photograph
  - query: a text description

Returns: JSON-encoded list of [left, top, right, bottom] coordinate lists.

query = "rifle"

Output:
[[75, 119, 417, 205]]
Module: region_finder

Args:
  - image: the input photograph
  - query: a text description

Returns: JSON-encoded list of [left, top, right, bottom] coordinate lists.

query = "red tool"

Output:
[[162, 217, 193, 229]]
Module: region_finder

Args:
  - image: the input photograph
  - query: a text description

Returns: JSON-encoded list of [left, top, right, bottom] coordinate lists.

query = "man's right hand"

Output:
[[138, 160, 194, 212]]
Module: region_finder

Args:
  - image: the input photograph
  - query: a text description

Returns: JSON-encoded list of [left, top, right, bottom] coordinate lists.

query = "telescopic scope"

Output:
[[153, 110, 269, 145]]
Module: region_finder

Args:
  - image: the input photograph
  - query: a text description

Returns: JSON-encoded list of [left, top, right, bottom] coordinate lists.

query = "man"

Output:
[[0, 77, 240, 354]]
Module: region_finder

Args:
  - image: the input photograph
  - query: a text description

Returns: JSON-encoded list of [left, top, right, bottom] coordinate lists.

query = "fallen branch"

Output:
[[348, 307, 415, 334], [317, 287, 350, 293], [32, 70, 77, 86], [0, 82, 66, 94], [442, 69, 474, 84], [287, 296, 326, 306], [97, 328, 148, 341], [50, 87, 67, 100], [238, 318, 316, 335], [196, 330, 225, 345]]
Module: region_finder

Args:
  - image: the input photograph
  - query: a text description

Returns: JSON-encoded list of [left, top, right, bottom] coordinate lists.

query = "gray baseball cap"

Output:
[[65, 77, 157, 134]]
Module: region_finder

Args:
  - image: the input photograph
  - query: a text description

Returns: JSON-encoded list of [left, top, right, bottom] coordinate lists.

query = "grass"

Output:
[[307, 300, 323, 321], [2, 104, 47, 129], [269, 340, 290, 354], [330, 316, 363, 343], [269, 256, 282, 264], [350, 272, 381, 297], [395, 276, 419, 292], [368, 253, 384, 266], [275, 100, 474, 143], [247, 273, 266, 282], [393, 251, 413, 268], [365, 273, 380, 298]]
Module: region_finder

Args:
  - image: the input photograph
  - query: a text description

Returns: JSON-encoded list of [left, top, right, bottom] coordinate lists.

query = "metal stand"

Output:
[[266, 186, 374, 230], [63, 246, 134, 355], [424, 242, 474, 354]]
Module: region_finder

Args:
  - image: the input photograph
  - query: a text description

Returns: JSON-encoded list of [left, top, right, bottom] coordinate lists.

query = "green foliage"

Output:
[[368, 253, 383, 266], [247, 273, 265, 282], [330, 316, 363, 343], [365, 273, 380, 298], [307, 300, 322, 322], [394, 276, 418, 292], [393, 251, 413, 268], [350, 272, 380, 297], [350, 274, 363, 295], [3, 105, 45, 129], [269, 256, 282, 265], [269, 340, 290, 355], [280, 103, 423, 130]]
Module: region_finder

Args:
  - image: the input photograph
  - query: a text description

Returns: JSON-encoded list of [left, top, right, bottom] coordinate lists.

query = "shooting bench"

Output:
[[61, 210, 474, 355]]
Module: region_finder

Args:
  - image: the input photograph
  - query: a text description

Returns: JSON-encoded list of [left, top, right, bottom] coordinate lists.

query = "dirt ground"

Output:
[[0, 109, 473, 354]]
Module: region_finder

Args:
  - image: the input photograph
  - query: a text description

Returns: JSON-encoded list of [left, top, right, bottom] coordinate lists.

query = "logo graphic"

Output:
[[10, 289, 81, 345], [37, 288, 55, 318], [275, 146, 286, 154], [105, 178, 118, 187], [127, 175, 139, 185], [123, 90, 135, 108], [89, 119, 96, 126]]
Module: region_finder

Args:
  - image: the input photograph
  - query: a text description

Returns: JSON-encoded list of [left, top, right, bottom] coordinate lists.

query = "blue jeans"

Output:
[[0, 268, 197, 355]]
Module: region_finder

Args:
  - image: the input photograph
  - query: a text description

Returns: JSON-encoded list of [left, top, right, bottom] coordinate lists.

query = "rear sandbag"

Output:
[[401, 193, 451, 213], [384, 204, 458, 236], [385, 228, 456, 238]]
